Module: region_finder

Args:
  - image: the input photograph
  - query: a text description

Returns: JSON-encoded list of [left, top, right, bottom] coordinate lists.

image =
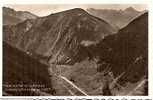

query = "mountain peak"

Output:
[[68, 8, 86, 12], [62, 8, 88, 15], [124, 7, 137, 12], [47, 8, 88, 18]]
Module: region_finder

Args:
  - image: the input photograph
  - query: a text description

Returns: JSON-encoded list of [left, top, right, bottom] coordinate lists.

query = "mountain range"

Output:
[[87, 7, 144, 29], [3, 7, 148, 96], [3, 8, 116, 64]]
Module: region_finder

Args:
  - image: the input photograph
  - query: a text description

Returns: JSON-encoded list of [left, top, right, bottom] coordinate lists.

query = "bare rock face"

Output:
[[3, 7, 38, 25], [88, 12, 148, 83], [3, 8, 116, 64]]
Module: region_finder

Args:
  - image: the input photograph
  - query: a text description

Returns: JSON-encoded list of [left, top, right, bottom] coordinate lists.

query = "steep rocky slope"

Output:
[[88, 12, 148, 83], [87, 7, 142, 29], [3, 8, 116, 64], [55, 12, 148, 96], [3, 7, 38, 25]]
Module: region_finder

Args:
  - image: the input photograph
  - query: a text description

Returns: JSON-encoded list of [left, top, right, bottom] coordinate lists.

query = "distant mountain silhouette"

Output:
[[3, 7, 38, 25], [3, 8, 116, 64], [87, 7, 142, 29]]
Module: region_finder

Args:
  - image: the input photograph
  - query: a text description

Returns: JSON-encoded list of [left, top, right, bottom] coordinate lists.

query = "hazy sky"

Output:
[[5, 4, 147, 16]]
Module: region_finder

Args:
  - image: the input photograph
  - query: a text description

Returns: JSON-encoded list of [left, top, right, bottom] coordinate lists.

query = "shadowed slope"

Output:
[[3, 42, 54, 96]]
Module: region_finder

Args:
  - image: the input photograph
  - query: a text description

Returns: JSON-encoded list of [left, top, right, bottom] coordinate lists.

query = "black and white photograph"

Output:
[[2, 4, 148, 96]]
